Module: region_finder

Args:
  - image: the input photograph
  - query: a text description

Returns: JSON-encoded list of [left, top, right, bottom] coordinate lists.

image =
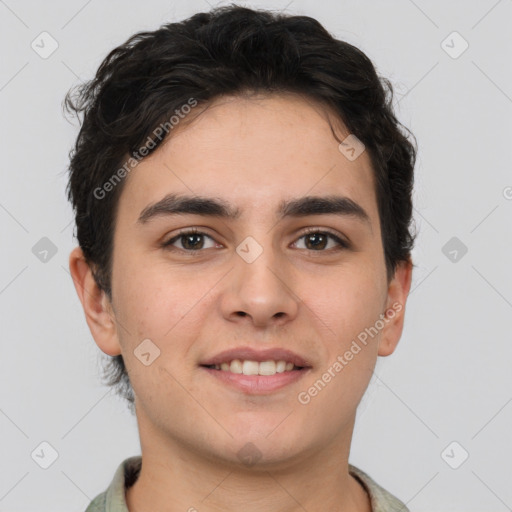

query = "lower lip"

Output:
[[200, 367, 310, 394]]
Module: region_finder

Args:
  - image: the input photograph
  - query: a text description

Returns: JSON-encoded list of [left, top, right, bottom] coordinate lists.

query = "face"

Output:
[[72, 93, 411, 469]]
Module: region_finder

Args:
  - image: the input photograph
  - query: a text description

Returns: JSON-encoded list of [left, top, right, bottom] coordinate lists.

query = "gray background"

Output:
[[1, 0, 511, 510]]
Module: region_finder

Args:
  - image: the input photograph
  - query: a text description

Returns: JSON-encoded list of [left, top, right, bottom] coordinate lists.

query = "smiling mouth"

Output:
[[201, 359, 305, 376]]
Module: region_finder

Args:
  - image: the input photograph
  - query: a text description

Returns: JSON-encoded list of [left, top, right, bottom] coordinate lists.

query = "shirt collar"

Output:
[[87, 456, 409, 512]]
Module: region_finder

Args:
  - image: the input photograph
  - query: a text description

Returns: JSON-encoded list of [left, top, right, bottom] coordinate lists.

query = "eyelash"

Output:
[[161, 227, 350, 253]]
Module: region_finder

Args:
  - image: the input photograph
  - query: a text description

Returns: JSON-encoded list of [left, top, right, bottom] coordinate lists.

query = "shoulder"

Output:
[[349, 464, 409, 512], [85, 491, 106, 512], [84, 456, 142, 512]]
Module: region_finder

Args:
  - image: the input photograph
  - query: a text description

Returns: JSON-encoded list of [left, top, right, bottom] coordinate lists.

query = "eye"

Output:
[[162, 229, 219, 251], [162, 228, 350, 253], [292, 229, 349, 251]]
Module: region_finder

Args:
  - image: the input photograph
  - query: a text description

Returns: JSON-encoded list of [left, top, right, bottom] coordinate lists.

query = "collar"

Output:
[[86, 455, 409, 512]]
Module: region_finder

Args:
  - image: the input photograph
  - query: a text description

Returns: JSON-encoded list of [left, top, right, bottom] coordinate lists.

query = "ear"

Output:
[[378, 258, 413, 357], [68, 246, 122, 356]]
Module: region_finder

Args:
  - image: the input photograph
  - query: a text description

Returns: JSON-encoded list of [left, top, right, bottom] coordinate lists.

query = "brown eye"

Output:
[[304, 232, 328, 250], [163, 230, 217, 251], [293, 230, 349, 251], [179, 233, 206, 250]]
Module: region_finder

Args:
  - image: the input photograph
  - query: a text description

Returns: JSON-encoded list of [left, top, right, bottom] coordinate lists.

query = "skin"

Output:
[[70, 93, 412, 512]]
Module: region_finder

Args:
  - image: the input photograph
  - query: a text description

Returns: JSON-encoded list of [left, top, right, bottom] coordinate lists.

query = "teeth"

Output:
[[258, 360, 277, 375], [242, 360, 260, 375], [211, 359, 300, 375], [230, 359, 243, 374], [276, 360, 286, 373]]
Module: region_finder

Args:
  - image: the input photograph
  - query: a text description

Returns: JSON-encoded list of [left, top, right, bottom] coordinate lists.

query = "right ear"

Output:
[[68, 246, 122, 356]]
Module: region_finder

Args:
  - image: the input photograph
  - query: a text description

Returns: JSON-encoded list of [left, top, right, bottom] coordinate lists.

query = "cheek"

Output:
[[296, 272, 384, 424], [111, 262, 210, 409], [112, 258, 218, 359], [115, 274, 171, 341], [114, 255, 180, 328], [307, 265, 387, 345]]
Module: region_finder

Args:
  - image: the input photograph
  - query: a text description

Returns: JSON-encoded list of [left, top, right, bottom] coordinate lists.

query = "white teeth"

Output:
[[230, 359, 243, 374], [258, 360, 276, 375], [242, 360, 260, 375], [210, 359, 300, 375]]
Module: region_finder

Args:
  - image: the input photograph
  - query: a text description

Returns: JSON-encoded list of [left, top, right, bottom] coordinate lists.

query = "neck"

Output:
[[125, 411, 371, 512]]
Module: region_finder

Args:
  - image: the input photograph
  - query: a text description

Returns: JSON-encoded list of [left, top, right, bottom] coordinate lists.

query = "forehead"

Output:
[[117, 93, 379, 226]]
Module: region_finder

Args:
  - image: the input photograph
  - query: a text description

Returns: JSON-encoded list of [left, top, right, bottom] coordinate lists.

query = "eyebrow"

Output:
[[137, 193, 371, 227]]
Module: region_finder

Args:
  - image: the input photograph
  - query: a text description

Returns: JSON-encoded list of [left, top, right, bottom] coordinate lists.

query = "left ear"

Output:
[[378, 258, 413, 357]]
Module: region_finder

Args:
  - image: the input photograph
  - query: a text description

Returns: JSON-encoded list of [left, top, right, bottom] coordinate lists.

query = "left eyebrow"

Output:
[[137, 193, 371, 227], [137, 193, 241, 223], [278, 195, 371, 227]]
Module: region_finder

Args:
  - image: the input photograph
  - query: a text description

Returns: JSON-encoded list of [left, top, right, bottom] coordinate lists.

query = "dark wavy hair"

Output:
[[64, 4, 417, 409]]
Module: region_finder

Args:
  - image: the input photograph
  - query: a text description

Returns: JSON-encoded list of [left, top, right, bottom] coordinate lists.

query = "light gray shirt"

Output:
[[85, 455, 410, 512]]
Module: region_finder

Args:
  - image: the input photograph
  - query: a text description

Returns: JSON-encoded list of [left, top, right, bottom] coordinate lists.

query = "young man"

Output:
[[66, 5, 416, 511]]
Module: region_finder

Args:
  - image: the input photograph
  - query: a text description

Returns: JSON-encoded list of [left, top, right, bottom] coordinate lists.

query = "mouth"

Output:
[[199, 347, 312, 394], [201, 359, 304, 375]]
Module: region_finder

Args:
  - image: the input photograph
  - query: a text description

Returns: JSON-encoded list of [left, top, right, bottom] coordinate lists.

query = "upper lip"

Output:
[[200, 347, 311, 368]]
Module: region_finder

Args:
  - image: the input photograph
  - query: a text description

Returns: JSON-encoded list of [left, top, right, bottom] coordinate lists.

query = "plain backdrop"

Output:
[[1, 1, 511, 511]]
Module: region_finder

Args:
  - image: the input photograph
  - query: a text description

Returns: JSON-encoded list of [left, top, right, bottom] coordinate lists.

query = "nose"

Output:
[[219, 240, 299, 328]]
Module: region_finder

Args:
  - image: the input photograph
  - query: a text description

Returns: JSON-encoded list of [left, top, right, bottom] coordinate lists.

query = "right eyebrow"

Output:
[[137, 193, 371, 229], [137, 194, 241, 224]]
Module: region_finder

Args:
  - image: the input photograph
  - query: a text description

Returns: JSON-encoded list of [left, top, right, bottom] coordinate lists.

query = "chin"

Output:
[[211, 430, 309, 470]]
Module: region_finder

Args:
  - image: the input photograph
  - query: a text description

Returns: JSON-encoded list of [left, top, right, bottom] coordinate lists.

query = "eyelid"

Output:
[[163, 228, 219, 250], [294, 226, 351, 250], [162, 226, 350, 251]]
